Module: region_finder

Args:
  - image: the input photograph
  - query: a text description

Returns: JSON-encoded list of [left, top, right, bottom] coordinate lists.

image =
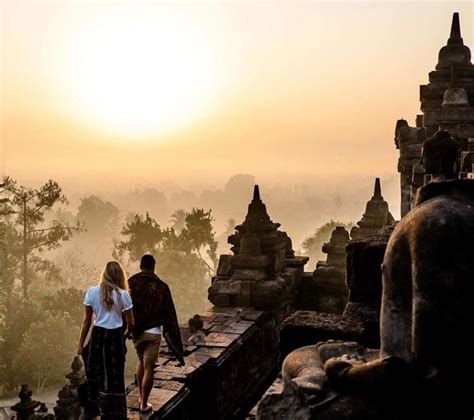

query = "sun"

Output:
[[63, 8, 217, 139]]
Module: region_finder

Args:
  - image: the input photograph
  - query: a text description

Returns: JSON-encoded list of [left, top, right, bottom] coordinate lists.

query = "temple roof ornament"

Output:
[[241, 185, 279, 231], [437, 12, 472, 69]]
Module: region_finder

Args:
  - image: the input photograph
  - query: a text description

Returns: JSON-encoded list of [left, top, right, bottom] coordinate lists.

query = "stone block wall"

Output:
[[127, 307, 287, 420]]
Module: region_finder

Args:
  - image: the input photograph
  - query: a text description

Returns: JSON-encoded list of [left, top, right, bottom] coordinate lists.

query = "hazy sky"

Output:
[[1, 1, 473, 189]]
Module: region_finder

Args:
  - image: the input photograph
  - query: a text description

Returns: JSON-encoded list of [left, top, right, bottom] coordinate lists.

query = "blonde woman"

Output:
[[77, 261, 134, 420]]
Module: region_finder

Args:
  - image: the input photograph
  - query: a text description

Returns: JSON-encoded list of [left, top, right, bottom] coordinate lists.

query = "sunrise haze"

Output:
[[1, 1, 473, 200]]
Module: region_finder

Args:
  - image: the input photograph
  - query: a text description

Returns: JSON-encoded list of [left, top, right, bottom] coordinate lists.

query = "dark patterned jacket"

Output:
[[128, 271, 184, 365]]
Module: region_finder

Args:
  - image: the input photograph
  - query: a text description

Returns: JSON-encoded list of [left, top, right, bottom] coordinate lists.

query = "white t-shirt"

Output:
[[83, 286, 133, 329]]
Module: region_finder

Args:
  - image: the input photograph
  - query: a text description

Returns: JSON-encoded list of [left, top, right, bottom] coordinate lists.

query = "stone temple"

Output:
[[396, 12, 474, 216], [12, 11, 474, 420]]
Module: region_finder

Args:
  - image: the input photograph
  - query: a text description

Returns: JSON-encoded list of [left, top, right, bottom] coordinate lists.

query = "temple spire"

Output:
[[253, 185, 261, 201], [244, 184, 274, 225], [449, 12, 461, 40], [373, 178, 382, 199]]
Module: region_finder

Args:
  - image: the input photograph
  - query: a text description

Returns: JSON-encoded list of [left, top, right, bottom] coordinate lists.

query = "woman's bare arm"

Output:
[[78, 306, 93, 354], [124, 309, 135, 338]]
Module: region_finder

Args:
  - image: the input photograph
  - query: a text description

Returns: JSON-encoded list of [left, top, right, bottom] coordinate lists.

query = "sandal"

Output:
[[140, 403, 152, 414]]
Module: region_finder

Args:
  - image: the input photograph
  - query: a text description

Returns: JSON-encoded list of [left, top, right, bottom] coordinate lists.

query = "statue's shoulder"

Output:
[[414, 179, 474, 207]]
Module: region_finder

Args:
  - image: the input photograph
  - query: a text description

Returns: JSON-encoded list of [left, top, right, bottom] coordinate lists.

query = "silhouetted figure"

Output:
[[128, 254, 184, 414], [77, 261, 134, 420]]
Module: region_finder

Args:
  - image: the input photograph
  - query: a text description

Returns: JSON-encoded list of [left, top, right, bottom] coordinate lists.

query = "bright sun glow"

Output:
[[64, 8, 217, 139]]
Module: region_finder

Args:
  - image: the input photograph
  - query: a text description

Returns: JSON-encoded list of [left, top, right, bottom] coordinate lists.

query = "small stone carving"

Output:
[[188, 314, 206, 344], [54, 356, 85, 420], [11, 384, 41, 420]]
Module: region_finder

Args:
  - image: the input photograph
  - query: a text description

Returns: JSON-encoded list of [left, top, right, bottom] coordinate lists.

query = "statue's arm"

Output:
[[380, 232, 413, 362]]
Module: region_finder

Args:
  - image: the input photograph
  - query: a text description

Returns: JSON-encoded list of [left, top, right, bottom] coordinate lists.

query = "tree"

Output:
[[181, 209, 218, 275], [14, 313, 79, 393], [114, 209, 217, 320], [41, 287, 85, 326], [0, 297, 42, 391], [301, 220, 354, 263], [1, 177, 80, 298], [170, 209, 187, 233], [154, 249, 209, 320], [0, 221, 16, 303], [77, 195, 119, 237], [54, 247, 100, 289], [114, 212, 163, 261]]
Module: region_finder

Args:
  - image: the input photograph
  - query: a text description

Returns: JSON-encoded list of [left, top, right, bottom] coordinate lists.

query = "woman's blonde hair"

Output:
[[99, 261, 128, 310]]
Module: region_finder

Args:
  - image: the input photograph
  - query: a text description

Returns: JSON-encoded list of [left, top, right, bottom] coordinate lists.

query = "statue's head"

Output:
[[421, 130, 458, 178], [394, 119, 408, 148]]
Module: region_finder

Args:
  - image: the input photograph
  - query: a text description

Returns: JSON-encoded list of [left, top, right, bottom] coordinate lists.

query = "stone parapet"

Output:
[[127, 306, 286, 420]]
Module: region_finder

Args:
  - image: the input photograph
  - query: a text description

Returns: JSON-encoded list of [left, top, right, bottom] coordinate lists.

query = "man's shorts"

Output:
[[132, 332, 161, 364]]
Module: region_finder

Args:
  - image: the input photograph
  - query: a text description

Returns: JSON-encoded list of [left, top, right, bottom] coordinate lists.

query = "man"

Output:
[[128, 254, 184, 414]]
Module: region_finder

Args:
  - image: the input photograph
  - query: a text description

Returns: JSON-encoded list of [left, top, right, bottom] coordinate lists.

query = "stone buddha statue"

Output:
[[420, 129, 459, 182], [260, 131, 474, 419]]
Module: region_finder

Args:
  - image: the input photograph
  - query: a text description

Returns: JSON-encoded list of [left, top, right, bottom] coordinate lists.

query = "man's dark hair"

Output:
[[140, 254, 156, 270]]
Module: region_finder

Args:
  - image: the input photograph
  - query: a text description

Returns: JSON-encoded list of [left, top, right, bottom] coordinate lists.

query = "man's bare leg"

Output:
[[136, 359, 144, 401], [140, 359, 155, 411]]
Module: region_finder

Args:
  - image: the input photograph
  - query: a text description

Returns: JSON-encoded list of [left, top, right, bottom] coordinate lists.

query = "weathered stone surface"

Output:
[[280, 311, 365, 362], [257, 342, 380, 420], [256, 376, 312, 420], [309, 226, 349, 314], [127, 385, 190, 419], [345, 234, 387, 305]]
